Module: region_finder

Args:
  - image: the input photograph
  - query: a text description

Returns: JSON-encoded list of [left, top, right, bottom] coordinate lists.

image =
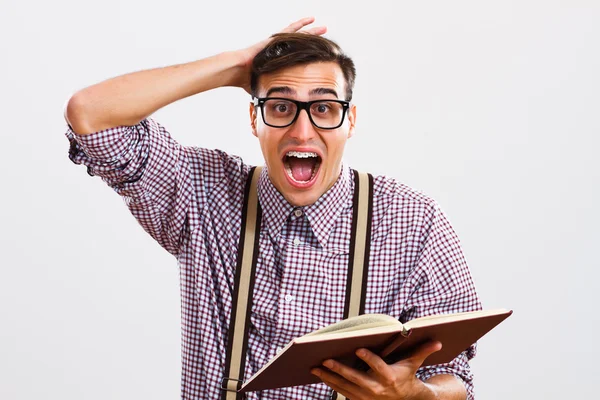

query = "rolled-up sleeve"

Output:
[[403, 203, 482, 399], [65, 118, 195, 257]]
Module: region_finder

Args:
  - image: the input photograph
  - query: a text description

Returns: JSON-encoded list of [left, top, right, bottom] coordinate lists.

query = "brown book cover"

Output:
[[240, 309, 512, 393]]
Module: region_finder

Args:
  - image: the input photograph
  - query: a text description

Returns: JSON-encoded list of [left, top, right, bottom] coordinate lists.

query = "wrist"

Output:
[[414, 380, 439, 400], [218, 50, 252, 91], [223, 49, 249, 69]]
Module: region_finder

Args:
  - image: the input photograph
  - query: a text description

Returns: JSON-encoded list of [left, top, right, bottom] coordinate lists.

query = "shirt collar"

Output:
[[257, 164, 353, 248]]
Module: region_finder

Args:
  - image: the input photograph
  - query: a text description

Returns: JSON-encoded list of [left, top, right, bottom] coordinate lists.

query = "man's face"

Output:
[[250, 62, 356, 207]]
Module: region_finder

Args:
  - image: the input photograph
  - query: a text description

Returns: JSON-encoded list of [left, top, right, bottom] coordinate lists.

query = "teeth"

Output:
[[286, 151, 318, 158]]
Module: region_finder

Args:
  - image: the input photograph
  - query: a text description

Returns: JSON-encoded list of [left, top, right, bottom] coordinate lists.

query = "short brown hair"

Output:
[[250, 33, 356, 101]]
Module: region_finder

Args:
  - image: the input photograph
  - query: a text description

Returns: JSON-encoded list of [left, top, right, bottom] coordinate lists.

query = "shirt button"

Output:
[[284, 294, 294, 303], [294, 209, 303, 217], [293, 238, 301, 246], [276, 346, 283, 354]]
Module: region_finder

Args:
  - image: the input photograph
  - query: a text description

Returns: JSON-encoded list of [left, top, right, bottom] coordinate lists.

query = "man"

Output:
[[64, 17, 481, 400]]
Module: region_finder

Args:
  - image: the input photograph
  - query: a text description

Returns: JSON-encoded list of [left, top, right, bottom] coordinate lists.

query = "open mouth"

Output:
[[283, 151, 322, 186]]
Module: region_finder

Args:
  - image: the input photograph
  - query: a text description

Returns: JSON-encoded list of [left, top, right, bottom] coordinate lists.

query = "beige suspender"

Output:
[[343, 170, 373, 319], [222, 168, 373, 400], [335, 170, 374, 400], [222, 166, 263, 400]]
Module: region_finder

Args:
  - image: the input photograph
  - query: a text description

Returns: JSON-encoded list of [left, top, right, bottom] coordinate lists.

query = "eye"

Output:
[[312, 103, 331, 114], [267, 100, 294, 114], [275, 104, 289, 113]]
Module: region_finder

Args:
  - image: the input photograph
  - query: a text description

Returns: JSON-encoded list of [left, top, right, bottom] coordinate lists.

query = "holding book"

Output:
[[241, 309, 512, 394]]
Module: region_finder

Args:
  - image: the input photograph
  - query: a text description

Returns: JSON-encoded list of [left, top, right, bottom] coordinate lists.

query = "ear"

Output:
[[347, 104, 357, 138], [249, 102, 258, 137]]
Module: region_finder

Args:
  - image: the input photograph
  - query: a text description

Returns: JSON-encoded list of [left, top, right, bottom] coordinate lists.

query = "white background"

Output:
[[1, 0, 599, 398]]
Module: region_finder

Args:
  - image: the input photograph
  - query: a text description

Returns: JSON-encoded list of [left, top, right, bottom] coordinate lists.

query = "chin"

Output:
[[285, 191, 321, 207]]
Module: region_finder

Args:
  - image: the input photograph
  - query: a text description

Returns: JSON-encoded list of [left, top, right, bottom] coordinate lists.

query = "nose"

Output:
[[289, 109, 316, 142]]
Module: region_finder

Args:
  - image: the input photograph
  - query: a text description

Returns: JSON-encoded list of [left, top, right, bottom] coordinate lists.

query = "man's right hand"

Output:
[[229, 16, 327, 94]]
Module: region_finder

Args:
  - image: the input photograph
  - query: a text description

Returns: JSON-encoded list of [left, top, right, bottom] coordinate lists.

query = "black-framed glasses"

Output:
[[253, 97, 351, 129]]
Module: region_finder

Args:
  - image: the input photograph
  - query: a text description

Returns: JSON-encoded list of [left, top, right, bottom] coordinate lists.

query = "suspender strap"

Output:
[[335, 170, 374, 400], [343, 170, 375, 318], [221, 166, 263, 400]]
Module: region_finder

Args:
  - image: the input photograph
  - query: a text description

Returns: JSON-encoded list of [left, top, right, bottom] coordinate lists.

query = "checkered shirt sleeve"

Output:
[[65, 118, 199, 257]]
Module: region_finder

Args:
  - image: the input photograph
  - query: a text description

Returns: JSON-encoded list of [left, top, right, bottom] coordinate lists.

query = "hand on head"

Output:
[[233, 17, 328, 94]]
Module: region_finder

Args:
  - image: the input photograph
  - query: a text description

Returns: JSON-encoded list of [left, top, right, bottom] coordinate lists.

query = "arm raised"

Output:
[[64, 17, 326, 134]]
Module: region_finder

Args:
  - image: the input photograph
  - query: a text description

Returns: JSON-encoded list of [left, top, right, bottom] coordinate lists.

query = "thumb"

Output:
[[403, 340, 442, 369]]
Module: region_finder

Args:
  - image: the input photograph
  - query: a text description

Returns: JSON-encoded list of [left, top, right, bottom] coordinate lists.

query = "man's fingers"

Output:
[[356, 348, 393, 379], [320, 358, 373, 388], [311, 367, 363, 399], [401, 340, 443, 369], [299, 26, 327, 36], [280, 17, 316, 33]]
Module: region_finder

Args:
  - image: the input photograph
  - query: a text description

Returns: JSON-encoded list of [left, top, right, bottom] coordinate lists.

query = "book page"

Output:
[[303, 314, 401, 337]]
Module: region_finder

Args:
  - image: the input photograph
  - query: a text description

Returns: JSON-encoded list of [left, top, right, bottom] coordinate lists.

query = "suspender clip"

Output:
[[221, 377, 243, 392]]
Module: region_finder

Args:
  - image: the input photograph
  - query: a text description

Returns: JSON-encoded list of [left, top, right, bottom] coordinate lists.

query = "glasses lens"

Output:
[[309, 101, 345, 128], [262, 99, 298, 127]]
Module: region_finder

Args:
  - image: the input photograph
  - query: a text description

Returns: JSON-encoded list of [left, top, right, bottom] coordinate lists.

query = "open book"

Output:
[[240, 308, 512, 393]]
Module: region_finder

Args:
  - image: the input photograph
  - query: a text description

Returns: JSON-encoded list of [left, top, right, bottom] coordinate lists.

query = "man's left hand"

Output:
[[311, 341, 442, 400]]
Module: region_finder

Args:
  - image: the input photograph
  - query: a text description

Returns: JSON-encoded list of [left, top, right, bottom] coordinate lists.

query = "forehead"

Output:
[[257, 62, 346, 99]]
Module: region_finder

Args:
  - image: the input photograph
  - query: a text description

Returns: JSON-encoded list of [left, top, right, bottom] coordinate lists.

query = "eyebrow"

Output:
[[265, 86, 339, 98]]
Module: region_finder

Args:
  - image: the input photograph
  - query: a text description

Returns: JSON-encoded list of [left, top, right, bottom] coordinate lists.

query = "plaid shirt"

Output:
[[65, 118, 482, 399]]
